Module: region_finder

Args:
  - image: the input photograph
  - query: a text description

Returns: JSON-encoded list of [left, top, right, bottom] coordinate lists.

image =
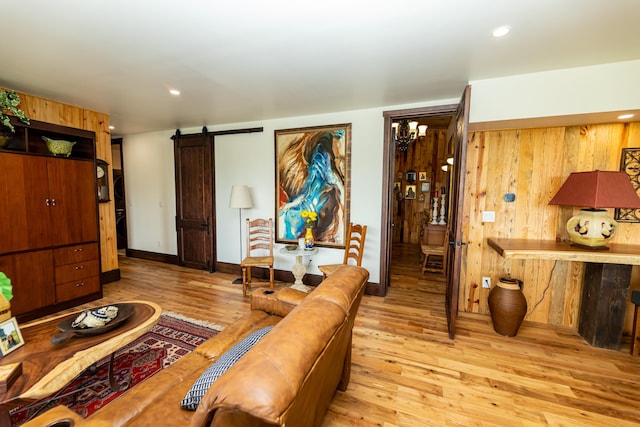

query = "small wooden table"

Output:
[[0, 300, 161, 426], [488, 238, 640, 350], [279, 247, 319, 292]]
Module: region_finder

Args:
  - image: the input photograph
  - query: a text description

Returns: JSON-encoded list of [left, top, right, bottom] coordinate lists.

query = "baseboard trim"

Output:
[[100, 268, 121, 284], [126, 249, 179, 265]]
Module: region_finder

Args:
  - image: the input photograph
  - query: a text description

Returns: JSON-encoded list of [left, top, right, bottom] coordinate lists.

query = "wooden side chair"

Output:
[[421, 225, 449, 274], [318, 223, 367, 279], [240, 218, 274, 296]]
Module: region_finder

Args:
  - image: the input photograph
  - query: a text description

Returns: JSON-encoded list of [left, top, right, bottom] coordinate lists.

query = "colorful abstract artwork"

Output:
[[615, 148, 640, 222], [275, 123, 351, 247]]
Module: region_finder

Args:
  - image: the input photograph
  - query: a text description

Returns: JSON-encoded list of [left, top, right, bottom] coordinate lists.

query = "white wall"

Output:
[[123, 129, 177, 255], [123, 60, 640, 284], [469, 59, 640, 124]]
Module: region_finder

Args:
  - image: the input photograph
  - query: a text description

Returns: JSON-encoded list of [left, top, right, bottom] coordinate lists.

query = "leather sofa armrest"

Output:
[[251, 287, 307, 317]]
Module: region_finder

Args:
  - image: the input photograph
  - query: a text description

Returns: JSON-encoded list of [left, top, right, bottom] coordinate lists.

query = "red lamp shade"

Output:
[[549, 170, 640, 209]]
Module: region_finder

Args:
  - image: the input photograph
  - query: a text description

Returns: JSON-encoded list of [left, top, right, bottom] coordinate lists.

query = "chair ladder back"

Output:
[[245, 218, 274, 257], [342, 223, 367, 266]]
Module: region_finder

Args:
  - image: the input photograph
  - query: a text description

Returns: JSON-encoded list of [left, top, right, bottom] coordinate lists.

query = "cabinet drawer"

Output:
[[55, 260, 99, 284], [54, 243, 99, 266], [56, 276, 100, 303]]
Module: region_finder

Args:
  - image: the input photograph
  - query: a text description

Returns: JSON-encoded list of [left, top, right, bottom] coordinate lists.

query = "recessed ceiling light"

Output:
[[492, 26, 511, 38], [618, 113, 634, 119], [169, 89, 181, 96]]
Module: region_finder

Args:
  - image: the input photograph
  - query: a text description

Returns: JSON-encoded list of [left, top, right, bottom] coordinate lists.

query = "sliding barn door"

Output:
[[173, 130, 215, 271], [445, 85, 471, 339]]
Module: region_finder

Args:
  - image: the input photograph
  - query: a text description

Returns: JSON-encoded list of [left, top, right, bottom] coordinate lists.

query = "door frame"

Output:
[[379, 104, 458, 297]]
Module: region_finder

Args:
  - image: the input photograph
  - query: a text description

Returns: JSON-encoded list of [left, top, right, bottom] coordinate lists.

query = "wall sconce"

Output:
[[549, 170, 640, 249]]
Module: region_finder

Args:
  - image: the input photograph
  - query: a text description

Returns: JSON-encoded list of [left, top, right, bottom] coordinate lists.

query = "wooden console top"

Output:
[[487, 238, 640, 266], [0, 300, 161, 404]]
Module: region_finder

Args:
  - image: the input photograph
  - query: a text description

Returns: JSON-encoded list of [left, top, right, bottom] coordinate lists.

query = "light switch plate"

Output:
[[482, 211, 496, 222]]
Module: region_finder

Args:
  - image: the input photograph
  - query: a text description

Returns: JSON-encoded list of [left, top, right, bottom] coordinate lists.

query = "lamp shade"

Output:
[[229, 185, 253, 209], [549, 170, 640, 209]]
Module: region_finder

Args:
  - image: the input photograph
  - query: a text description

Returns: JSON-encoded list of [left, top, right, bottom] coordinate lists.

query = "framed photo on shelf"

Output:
[[405, 185, 416, 200], [274, 123, 352, 247], [0, 317, 24, 356]]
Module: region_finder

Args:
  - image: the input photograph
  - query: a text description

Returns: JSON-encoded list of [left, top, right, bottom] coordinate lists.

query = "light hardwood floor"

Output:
[[38, 244, 640, 426]]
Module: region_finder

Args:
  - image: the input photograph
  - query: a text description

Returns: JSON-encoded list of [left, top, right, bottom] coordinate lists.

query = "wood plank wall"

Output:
[[8, 89, 118, 275], [393, 129, 449, 243], [461, 122, 640, 334]]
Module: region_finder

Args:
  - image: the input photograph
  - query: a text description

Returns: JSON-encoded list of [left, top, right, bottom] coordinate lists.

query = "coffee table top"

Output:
[[0, 300, 161, 402]]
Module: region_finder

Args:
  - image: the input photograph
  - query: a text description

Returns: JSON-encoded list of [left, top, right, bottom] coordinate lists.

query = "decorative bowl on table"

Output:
[[285, 245, 298, 251], [51, 303, 135, 344], [42, 136, 76, 157]]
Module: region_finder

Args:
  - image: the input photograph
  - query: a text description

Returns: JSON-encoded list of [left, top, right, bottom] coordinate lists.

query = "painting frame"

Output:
[[405, 184, 416, 200], [0, 317, 24, 356], [615, 147, 640, 222], [275, 123, 352, 248]]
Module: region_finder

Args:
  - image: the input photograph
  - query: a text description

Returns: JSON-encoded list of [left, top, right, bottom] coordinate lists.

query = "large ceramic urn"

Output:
[[488, 277, 527, 337]]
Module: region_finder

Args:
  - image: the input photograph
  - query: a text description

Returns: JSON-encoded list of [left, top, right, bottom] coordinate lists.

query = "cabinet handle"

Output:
[[50, 198, 56, 206], [76, 282, 85, 287], [75, 265, 85, 270], [74, 248, 84, 253], [46, 198, 50, 206]]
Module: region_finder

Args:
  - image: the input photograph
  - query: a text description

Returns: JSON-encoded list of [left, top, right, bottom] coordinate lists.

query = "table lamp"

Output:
[[549, 170, 640, 249]]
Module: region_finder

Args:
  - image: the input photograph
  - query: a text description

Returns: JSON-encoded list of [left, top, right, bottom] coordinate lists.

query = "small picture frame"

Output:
[[396, 171, 403, 179], [0, 317, 24, 356], [418, 171, 427, 181], [421, 182, 430, 192], [393, 181, 401, 192], [405, 185, 416, 200], [406, 171, 416, 182]]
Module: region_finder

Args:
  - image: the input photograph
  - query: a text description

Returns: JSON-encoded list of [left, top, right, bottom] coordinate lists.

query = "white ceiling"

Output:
[[3, 0, 640, 135]]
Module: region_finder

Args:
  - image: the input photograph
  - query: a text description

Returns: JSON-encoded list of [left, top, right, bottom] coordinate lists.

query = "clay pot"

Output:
[[488, 277, 527, 337]]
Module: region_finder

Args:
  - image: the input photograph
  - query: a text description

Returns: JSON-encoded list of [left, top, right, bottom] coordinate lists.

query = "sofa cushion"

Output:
[[180, 325, 274, 411]]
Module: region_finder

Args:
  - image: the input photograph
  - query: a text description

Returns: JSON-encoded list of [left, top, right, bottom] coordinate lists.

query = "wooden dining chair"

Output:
[[240, 218, 274, 296], [318, 223, 367, 279], [421, 225, 449, 274]]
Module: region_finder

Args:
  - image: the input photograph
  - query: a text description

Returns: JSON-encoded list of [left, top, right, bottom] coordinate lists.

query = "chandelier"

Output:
[[392, 119, 427, 152]]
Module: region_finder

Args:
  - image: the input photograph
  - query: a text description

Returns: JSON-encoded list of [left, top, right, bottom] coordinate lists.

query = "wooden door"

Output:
[[173, 131, 215, 271], [47, 158, 99, 246], [445, 85, 471, 339]]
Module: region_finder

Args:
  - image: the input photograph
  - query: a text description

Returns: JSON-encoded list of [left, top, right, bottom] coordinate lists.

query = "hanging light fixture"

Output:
[[392, 119, 427, 152]]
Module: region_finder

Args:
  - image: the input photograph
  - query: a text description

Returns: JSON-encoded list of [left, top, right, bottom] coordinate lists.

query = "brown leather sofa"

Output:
[[23, 265, 369, 427]]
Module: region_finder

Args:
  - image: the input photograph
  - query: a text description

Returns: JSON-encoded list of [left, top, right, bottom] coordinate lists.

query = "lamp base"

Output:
[[566, 209, 616, 249]]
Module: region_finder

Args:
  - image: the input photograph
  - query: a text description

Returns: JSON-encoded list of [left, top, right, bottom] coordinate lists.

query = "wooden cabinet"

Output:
[[0, 119, 101, 321]]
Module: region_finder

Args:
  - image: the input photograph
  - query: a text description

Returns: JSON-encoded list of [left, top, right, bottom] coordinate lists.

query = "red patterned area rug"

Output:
[[10, 313, 222, 426]]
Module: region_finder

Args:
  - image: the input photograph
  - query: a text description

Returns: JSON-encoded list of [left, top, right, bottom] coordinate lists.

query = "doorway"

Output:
[[111, 138, 128, 253]]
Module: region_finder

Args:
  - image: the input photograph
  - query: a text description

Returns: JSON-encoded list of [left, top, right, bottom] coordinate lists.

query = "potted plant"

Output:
[[0, 89, 30, 147]]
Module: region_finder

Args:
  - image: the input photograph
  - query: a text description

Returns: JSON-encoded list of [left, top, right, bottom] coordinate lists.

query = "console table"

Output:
[[487, 238, 640, 350]]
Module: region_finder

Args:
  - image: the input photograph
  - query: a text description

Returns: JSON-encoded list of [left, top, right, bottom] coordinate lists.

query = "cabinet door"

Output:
[[0, 154, 50, 253], [47, 158, 98, 246], [0, 251, 56, 316]]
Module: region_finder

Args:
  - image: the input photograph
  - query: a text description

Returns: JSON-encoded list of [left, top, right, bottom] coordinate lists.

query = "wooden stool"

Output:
[[631, 290, 640, 356]]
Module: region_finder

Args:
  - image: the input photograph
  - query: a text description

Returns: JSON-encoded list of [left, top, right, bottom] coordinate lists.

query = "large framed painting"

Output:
[[615, 147, 640, 222], [275, 123, 352, 248]]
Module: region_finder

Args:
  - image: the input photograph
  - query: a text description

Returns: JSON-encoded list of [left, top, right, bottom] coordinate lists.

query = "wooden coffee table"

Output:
[[0, 300, 161, 427]]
